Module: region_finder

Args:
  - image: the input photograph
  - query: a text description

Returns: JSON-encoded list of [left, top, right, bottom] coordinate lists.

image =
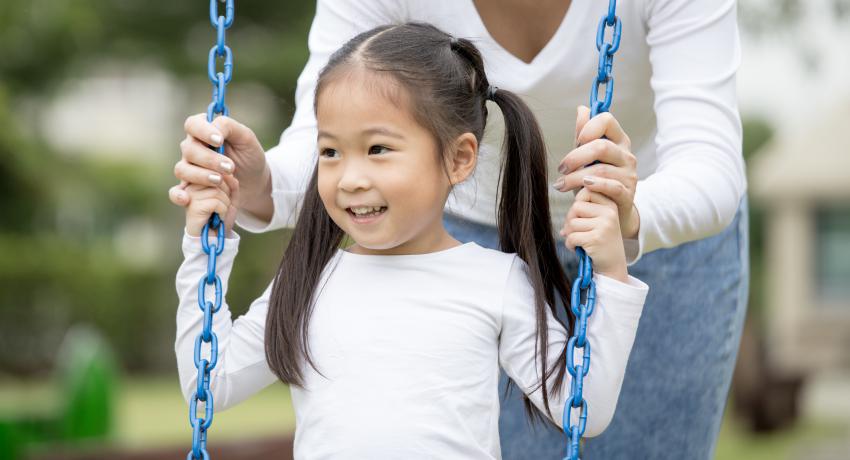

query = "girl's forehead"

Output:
[[321, 66, 411, 106], [317, 68, 418, 127]]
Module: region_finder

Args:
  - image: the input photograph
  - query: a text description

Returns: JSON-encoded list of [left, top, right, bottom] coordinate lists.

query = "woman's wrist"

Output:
[[622, 204, 640, 240], [239, 162, 274, 222]]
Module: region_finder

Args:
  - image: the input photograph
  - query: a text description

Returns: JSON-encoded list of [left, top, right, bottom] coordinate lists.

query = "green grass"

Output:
[[113, 376, 295, 448], [714, 412, 849, 460], [2, 375, 848, 457], [0, 374, 295, 451]]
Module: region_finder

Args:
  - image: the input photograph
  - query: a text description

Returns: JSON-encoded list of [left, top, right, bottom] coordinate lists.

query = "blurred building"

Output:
[[748, 100, 850, 423]]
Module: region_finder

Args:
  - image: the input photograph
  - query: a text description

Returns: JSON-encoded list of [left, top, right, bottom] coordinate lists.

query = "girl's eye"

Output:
[[369, 145, 390, 155], [320, 148, 338, 158]]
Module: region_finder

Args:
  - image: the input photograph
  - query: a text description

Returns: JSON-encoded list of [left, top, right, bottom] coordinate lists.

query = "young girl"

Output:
[[175, 22, 648, 459]]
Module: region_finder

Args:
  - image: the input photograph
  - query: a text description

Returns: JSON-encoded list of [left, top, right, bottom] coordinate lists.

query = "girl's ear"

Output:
[[447, 132, 478, 185]]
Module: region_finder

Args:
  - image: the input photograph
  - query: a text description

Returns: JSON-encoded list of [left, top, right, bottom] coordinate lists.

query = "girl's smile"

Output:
[[346, 205, 388, 225]]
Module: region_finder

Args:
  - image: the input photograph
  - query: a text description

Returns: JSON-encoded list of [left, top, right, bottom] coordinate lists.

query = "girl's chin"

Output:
[[347, 235, 398, 252]]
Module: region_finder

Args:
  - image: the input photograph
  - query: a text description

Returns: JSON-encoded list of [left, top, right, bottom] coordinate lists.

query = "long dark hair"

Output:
[[265, 22, 572, 425]]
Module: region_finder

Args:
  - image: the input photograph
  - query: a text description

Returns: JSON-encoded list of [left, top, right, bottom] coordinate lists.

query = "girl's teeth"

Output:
[[351, 206, 385, 216]]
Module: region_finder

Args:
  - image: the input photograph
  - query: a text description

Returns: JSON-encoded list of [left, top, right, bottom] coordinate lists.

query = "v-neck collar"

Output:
[[466, 0, 587, 71]]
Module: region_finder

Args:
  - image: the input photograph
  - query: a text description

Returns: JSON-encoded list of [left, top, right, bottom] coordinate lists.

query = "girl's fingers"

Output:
[[576, 111, 631, 150], [559, 216, 595, 237], [221, 174, 240, 207], [581, 175, 628, 202], [210, 198, 228, 216], [564, 230, 592, 252], [204, 199, 228, 218], [574, 186, 614, 206], [180, 135, 235, 176], [569, 199, 616, 219], [221, 175, 240, 236], [169, 180, 190, 206], [573, 186, 590, 203], [185, 183, 231, 206], [185, 180, 232, 199], [582, 180, 620, 207], [558, 138, 635, 175], [187, 196, 228, 219]]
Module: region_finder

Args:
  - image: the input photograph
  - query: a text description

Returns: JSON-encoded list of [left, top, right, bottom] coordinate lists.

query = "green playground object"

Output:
[[0, 324, 118, 460]]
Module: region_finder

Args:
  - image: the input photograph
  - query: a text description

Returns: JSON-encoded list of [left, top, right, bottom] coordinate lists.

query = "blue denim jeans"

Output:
[[443, 195, 749, 460]]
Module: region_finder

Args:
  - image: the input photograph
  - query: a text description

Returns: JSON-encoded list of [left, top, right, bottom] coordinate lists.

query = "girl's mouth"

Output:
[[346, 206, 388, 224]]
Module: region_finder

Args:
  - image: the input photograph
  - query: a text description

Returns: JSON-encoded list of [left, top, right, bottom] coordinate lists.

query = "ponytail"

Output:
[[450, 33, 572, 426], [489, 89, 572, 425]]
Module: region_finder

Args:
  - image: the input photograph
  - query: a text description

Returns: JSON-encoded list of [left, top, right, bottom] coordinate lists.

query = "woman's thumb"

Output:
[[574, 105, 591, 146], [211, 116, 256, 149]]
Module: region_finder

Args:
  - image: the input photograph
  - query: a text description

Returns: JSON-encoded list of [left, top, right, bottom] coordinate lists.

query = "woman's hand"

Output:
[[185, 173, 240, 239], [560, 187, 628, 283], [170, 114, 269, 210], [552, 106, 639, 240]]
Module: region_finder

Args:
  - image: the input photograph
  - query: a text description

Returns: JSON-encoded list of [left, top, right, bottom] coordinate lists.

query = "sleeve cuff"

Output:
[[234, 159, 288, 233], [592, 273, 649, 323], [623, 237, 640, 266], [234, 151, 305, 233], [625, 189, 651, 266], [235, 205, 277, 233]]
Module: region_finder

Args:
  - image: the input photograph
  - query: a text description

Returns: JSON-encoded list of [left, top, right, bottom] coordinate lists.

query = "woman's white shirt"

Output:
[[234, 0, 746, 266]]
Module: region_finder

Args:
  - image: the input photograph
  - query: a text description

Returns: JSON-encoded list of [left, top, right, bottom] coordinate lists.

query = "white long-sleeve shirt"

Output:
[[234, 0, 747, 266], [175, 230, 648, 459]]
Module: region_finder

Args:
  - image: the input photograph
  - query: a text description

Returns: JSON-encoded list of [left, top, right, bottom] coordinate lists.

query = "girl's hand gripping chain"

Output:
[[560, 187, 629, 283], [554, 105, 640, 240], [184, 173, 240, 238]]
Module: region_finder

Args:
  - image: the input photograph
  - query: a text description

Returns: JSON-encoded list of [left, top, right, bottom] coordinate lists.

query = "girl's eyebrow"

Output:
[[362, 127, 405, 139], [317, 127, 405, 140]]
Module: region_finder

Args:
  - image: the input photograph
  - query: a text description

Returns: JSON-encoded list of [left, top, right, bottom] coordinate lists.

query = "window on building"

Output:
[[815, 206, 850, 304]]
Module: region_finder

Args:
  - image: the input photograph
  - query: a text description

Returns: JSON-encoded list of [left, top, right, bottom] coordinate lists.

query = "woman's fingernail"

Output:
[[558, 163, 569, 174], [177, 191, 187, 201], [583, 176, 595, 185], [210, 133, 223, 145], [551, 177, 565, 190], [221, 161, 233, 172], [209, 173, 222, 183]]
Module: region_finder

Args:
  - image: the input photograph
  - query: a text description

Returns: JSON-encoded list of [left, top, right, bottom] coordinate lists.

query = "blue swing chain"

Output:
[[562, 1, 621, 459], [188, 1, 234, 459]]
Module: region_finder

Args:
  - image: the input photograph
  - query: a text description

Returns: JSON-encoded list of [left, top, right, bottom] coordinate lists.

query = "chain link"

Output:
[[589, 0, 621, 119], [188, 1, 235, 459], [563, 1, 620, 459]]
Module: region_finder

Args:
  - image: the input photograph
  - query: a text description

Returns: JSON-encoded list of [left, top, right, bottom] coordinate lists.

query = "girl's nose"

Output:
[[337, 158, 372, 192]]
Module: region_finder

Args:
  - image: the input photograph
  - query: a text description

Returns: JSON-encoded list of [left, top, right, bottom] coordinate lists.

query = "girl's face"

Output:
[[316, 70, 460, 255]]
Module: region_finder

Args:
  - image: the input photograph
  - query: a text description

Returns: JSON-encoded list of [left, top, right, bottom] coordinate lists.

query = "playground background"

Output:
[[1, 0, 849, 458]]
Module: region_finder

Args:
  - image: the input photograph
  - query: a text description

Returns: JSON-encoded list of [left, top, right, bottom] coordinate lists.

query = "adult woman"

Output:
[[171, 1, 747, 458]]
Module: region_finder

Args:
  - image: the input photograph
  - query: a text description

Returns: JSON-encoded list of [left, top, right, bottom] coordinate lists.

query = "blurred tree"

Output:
[[0, 0, 316, 375], [739, 0, 850, 73], [741, 117, 774, 323], [0, 0, 798, 377]]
